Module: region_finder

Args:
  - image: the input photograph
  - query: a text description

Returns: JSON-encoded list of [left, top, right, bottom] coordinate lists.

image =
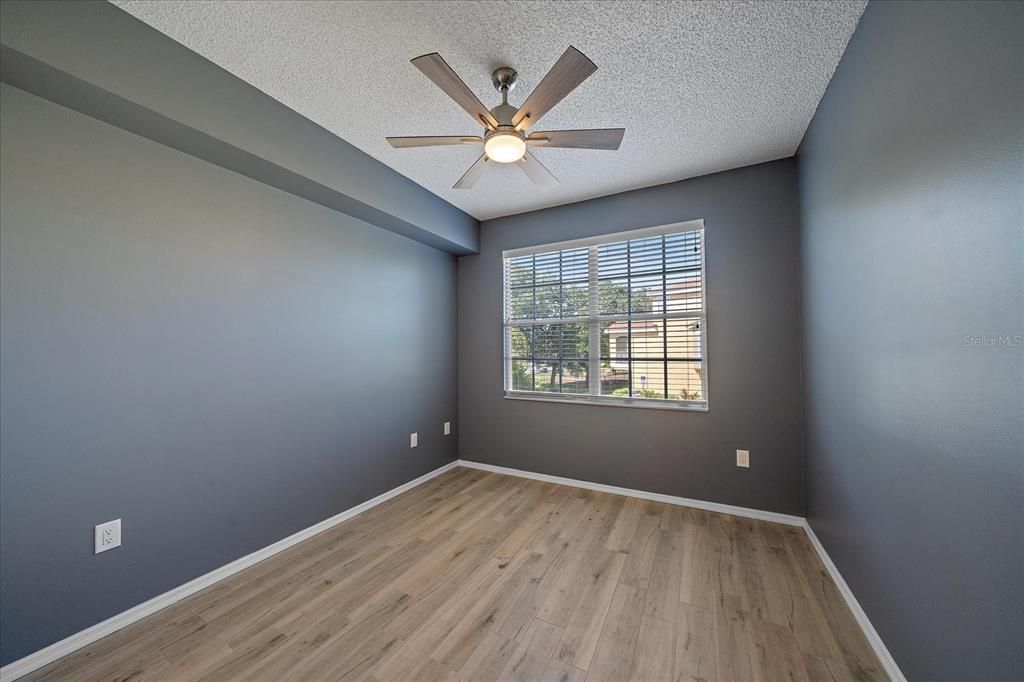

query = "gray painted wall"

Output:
[[0, 84, 458, 665], [459, 159, 805, 515], [798, 2, 1023, 680]]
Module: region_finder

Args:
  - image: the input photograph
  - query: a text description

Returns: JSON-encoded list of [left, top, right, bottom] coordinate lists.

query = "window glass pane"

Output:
[[664, 271, 702, 314], [598, 278, 630, 315], [508, 287, 534, 320], [599, 320, 622, 358], [560, 323, 589, 359], [562, 282, 589, 317], [506, 255, 534, 287], [534, 252, 560, 284], [665, 318, 702, 359], [629, 319, 662, 357], [510, 359, 534, 392], [628, 235, 664, 275], [513, 360, 595, 394], [629, 273, 660, 314], [509, 325, 532, 357], [561, 247, 589, 282], [532, 284, 561, 319], [664, 231, 701, 271], [533, 324, 588, 360], [599, 362, 629, 396], [533, 361, 560, 392], [667, 361, 703, 400], [561, 363, 589, 394], [532, 326, 560, 360], [597, 241, 629, 279], [630, 359, 667, 399]]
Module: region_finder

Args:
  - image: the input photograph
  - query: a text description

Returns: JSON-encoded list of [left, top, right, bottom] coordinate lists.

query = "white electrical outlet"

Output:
[[736, 449, 750, 468], [410, 432, 418, 448], [443, 421, 451, 436], [94, 519, 121, 554]]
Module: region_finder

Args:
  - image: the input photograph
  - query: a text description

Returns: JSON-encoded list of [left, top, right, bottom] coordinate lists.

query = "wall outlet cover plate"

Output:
[[95, 519, 122, 554]]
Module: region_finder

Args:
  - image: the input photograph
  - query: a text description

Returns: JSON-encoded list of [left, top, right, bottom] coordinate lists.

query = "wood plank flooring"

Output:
[[23, 468, 885, 681]]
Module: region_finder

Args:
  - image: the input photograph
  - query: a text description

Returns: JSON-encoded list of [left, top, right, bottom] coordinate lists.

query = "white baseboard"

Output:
[[801, 522, 906, 682], [0, 461, 458, 682], [456, 459, 806, 526]]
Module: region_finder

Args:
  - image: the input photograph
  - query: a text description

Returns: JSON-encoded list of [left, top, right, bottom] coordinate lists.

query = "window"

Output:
[[503, 220, 707, 410]]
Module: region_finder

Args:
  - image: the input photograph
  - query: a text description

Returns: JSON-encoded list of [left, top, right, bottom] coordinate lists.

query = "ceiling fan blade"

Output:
[[516, 150, 559, 189], [387, 136, 482, 148], [411, 53, 499, 130], [526, 128, 624, 150], [453, 154, 490, 189], [512, 46, 597, 131]]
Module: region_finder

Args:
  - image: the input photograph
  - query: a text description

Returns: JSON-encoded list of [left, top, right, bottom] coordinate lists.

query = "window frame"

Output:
[[502, 219, 709, 412]]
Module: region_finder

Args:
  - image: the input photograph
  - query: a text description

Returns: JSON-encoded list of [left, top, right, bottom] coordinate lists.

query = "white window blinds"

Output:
[[503, 221, 707, 410]]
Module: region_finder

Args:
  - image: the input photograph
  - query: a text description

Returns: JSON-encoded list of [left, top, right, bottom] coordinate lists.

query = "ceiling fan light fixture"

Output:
[[484, 132, 526, 163]]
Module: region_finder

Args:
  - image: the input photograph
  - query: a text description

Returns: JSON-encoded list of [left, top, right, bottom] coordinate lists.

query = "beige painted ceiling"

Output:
[[112, 0, 866, 221]]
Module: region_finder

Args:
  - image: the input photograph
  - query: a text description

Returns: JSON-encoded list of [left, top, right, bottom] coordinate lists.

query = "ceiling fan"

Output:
[[386, 46, 624, 190]]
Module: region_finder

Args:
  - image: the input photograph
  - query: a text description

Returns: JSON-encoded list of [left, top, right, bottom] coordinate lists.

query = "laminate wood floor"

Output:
[[24, 468, 885, 681]]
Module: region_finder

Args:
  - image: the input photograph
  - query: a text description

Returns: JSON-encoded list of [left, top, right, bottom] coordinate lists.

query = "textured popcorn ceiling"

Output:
[[112, 0, 865, 221]]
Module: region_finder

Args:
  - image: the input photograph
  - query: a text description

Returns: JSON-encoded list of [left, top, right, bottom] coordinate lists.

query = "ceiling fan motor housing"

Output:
[[489, 103, 519, 129]]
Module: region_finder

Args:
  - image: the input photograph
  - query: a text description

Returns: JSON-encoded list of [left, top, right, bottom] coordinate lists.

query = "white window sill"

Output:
[[503, 391, 709, 412]]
